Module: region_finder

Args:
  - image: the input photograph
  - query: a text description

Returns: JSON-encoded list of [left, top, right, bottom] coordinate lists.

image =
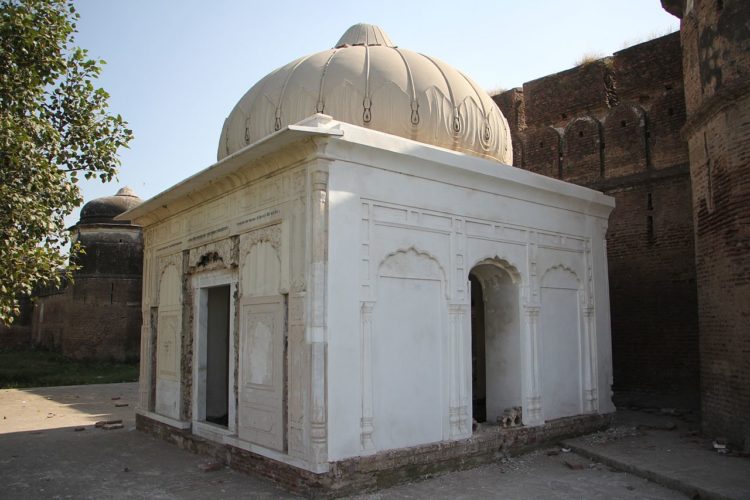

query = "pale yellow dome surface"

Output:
[[218, 24, 512, 163]]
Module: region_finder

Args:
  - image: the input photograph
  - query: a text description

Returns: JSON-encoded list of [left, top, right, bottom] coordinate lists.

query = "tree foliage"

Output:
[[0, 0, 132, 324]]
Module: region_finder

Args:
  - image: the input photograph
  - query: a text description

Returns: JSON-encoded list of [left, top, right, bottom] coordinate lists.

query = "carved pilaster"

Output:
[[287, 292, 308, 459], [523, 304, 543, 425], [309, 166, 328, 464], [583, 239, 595, 309], [582, 240, 598, 413], [309, 342, 327, 463], [523, 233, 543, 425], [309, 169, 328, 342], [527, 232, 540, 305], [360, 302, 375, 451], [360, 202, 373, 302], [452, 218, 467, 303], [138, 323, 152, 410], [582, 306, 598, 412], [448, 303, 469, 437]]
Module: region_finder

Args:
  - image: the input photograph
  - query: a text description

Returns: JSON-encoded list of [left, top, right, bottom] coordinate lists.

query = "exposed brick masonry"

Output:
[[494, 32, 700, 410], [674, 0, 750, 446], [137, 412, 611, 497]]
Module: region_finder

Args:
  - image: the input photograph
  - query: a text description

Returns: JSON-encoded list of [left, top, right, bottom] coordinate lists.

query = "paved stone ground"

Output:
[[352, 449, 685, 499], [0, 383, 693, 499], [563, 409, 750, 500]]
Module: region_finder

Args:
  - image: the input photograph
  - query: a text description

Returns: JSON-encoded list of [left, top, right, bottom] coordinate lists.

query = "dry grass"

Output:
[[574, 52, 604, 67], [488, 86, 508, 97]]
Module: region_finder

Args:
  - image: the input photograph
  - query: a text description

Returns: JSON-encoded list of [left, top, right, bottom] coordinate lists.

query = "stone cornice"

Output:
[[122, 115, 615, 227], [117, 115, 343, 227]]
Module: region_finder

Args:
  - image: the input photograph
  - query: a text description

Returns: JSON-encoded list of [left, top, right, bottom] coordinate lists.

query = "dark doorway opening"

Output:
[[206, 285, 230, 426], [469, 261, 522, 430], [470, 274, 487, 423]]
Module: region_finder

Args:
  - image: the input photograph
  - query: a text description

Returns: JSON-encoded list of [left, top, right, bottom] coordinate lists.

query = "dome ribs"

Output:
[[421, 53, 462, 136], [457, 69, 493, 149], [394, 48, 419, 126], [219, 24, 510, 162], [363, 45, 372, 123], [276, 54, 315, 131], [317, 49, 339, 113]]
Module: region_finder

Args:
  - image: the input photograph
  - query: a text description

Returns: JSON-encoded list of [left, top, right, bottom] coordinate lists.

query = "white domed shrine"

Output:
[[123, 23, 615, 494], [218, 23, 511, 163]]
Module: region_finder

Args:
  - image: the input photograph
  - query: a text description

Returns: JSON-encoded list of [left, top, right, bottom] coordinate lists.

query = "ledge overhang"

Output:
[[120, 114, 614, 227]]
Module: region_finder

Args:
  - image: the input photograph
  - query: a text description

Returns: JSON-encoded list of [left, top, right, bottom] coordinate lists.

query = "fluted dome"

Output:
[[218, 23, 512, 163], [78, 187, 143, 225]]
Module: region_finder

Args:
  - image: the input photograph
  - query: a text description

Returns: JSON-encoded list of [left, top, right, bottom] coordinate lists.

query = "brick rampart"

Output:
[[676, 0, 750, 446], [493, 32, 700, 410]]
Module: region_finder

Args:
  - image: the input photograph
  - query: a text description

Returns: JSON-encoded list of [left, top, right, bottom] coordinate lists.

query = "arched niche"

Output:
[[648, 88, 688, 170], [469, 259, 522, 426], [371, 247, 446, 451], [158, 264, 181, 308], [603, 103, 647, 178], [156, 263, 182, 419], [563, 116, 602, 184], [241, 240, 281, 298], [520, 126, 561, 178], [236, 226, 286, 451], [539, 265, 582, 421]]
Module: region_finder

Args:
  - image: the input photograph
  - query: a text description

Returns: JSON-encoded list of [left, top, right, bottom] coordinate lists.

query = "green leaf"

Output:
[[0, 0, 132, 325]]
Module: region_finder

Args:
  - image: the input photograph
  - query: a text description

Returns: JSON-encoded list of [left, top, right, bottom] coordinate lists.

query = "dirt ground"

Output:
[[0, 383, 687, 499]]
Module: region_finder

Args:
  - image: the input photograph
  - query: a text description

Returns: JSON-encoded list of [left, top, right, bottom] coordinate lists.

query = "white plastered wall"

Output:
[[325, 134, 614, 461], [155, 259, 182, 419], [128, 119, 613, 469]]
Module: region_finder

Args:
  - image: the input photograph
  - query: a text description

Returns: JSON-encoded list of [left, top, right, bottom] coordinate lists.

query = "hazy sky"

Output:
[[68, 0, 679, 227]]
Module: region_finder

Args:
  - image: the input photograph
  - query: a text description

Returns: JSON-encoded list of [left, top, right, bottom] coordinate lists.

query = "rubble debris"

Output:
[[73, 427, 85, 432], [114, 402, 129, 408], [496, 450, 541, 473], [546, 449, 559, 456], [713, 437, 729, 454], [111, 396, 121, 401], [95, 419, 123, 428], [198, 461, 223, 472], [637, 422, 676, 431], [561, 447, 571, 453], [583, 426, 642, 444], [497, 406, 523, 428], [563, 460, 584, 470], [102, 422, 124, 430]]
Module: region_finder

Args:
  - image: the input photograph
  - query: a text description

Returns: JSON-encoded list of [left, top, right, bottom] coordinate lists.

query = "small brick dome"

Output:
[[78, 187, 142, 225]]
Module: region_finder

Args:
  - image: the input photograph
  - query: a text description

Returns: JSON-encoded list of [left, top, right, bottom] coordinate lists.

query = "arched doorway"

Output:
[[469, 261, 522, 426]]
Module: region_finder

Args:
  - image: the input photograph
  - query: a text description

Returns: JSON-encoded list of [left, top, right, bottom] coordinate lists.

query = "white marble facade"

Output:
[[123, 114, 615, 473]]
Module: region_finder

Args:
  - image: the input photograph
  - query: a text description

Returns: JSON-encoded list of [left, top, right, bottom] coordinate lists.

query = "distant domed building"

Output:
[[125, 24, 615, 494], [31, 187, 144, 361]]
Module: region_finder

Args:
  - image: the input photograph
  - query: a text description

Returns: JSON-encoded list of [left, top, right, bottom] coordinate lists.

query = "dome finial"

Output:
[[115, 186, 139, 198], [335, 23, 395, 48]]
